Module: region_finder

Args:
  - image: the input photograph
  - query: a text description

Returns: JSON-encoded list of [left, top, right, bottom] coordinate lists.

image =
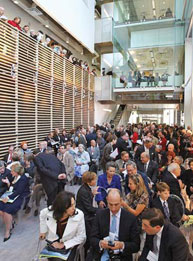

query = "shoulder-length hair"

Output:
[[128, 174, 148, 198], [51, 191, 75, 221]]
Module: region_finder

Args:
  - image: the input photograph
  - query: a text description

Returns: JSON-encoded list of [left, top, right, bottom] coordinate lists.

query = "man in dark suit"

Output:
[[161, 163, 182, 199], [137, 152, 159, 184], [115, 151, 130, 180], [78, 129, 87, 149], [115, 131, 131, 160], [139, 208, 190, 261], [151, 182, 181, 227], [34, 149, 67, 206], [134, 137, 156, 163], [90, 188, 140, 261], [3, 145, 14, 166]]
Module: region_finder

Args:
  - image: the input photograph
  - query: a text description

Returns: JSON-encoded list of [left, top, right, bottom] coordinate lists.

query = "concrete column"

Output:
[[184, 38, 193, 129]]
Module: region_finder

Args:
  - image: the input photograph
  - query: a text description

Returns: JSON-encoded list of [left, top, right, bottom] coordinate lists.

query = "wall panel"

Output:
[[0, 20, 94, 158]]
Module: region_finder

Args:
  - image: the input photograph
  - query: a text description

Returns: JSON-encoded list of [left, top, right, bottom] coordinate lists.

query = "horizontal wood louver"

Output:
[[0, 20, 95, 159], [17, 33, 36, 149]]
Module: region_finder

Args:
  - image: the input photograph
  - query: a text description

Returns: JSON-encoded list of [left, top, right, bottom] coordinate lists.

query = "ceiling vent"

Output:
[[26, 7, 43, 16]]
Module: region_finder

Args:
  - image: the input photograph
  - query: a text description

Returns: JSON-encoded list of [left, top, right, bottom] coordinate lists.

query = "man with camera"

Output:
[[90, 188, 140, 261]]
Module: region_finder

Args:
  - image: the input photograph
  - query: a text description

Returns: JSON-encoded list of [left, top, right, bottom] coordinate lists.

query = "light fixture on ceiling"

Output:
[[103, 8, 110, 18], [103, 58, 112, 67], [129, 50, 135, 55], [134, 58, 138, 62], [137, 65, 141, 68], [150, 51, 154, 58], [13, 0, 19, 4], [103, 109, 112, 112], [115, 66, 119, 69], [163, 1, 166, 4], [152, 0, 156, 9], [45, 23, 49, 28]]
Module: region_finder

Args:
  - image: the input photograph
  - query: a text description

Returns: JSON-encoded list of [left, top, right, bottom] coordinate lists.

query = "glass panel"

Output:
[[112, 0, 184, 89]]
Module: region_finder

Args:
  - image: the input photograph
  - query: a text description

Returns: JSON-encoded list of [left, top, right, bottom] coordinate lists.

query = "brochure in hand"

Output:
[[0, 191, 19, 203], [39, 247, 71, 260]]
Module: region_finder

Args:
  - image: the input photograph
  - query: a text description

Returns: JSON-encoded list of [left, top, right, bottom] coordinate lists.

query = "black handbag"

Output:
[[46, 239, 70, 255]]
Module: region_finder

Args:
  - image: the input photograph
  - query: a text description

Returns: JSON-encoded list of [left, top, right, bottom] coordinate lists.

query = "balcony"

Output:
[[95, 17, 113, 53]]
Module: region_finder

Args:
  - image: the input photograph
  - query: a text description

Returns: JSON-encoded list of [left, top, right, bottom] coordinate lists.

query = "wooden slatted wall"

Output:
[[0, 20, 95, 158]]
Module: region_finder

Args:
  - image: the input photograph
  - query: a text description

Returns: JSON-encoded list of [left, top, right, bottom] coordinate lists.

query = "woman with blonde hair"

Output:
[[0, 163, 30, 241], [122, 174, 149, 229]]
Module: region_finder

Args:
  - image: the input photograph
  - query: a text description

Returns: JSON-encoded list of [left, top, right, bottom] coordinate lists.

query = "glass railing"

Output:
[[95, 17, 113, 44]]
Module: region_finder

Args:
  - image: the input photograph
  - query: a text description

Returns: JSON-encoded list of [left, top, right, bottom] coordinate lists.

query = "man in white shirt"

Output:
[[139, 208, 190, 261]]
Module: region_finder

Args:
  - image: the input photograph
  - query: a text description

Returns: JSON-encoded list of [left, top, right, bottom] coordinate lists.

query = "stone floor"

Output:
[[0, 184, 80, 261]]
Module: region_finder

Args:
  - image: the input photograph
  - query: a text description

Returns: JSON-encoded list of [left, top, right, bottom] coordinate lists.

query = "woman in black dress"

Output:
[[0, 163, 30, 241]]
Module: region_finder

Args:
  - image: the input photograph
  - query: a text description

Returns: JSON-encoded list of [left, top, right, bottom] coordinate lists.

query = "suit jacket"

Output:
[[115, 159, 130, 175], [151, 197, 181, 227], [87, 146, 100, 165], [134, 145, 156, 163], [137, 160, 158, 184], [58, 151, 74, 182], [76, 183, 97, 220], [115, 137, 130, 160], [161, 171, 182, 200], [101, 142, 114, 169], [78, 134, 87, 148], [90, 208, 140, 261], [139, 222, 190, 261], [34, 153, 66, 195]]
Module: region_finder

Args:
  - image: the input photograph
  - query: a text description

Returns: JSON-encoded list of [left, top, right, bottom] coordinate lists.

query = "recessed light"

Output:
[[66, 40, 69, 44], [45, 24, 49, 28], [13, 0, 19, 4]]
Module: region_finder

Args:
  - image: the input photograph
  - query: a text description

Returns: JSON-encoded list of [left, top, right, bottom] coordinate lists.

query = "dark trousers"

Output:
[[49, 245, 77, 261], [47, 187, 58, 207]]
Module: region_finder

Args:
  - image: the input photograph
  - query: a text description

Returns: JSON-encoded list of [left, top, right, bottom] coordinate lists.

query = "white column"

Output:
[[184, 38, 193, 129]]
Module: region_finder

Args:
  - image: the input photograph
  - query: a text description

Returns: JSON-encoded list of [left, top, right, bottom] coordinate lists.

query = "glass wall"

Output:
[[112, 0, 185, 89]]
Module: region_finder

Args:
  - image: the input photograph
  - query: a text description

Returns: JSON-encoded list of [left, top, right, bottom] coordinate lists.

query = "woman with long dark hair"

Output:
[[39, 191, 86, 261]]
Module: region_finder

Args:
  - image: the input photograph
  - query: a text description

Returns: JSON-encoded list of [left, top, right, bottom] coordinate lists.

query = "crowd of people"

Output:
[[0, 6, 97, 76], [0, 123, 193, 260]]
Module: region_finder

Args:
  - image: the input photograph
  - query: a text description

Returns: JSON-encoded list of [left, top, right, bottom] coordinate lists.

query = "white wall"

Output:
[[94, 102, 118, 125], [34, 0, 95, 53], [0, 0, 93, 64]]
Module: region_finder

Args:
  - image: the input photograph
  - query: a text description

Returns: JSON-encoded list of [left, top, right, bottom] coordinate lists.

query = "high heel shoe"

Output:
[[3, 233, 11, 242]]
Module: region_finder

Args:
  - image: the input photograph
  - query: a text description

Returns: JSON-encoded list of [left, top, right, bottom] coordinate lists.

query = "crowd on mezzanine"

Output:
[[1, 122, 193, 260], [0, 6, 97, 76]]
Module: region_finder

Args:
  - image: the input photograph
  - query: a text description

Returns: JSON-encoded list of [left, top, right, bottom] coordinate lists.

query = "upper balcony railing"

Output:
[[95, 17, 113, 46]]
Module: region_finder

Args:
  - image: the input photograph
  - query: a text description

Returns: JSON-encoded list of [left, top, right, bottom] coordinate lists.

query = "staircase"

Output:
[[112, 105, 126, 127]]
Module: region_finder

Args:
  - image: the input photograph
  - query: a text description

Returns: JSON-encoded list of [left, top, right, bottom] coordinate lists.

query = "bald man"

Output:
[[90, 189, 140, 261]]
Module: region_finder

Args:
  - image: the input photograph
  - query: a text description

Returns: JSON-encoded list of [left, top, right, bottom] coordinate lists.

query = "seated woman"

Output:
[[0, 163, 30, 241], [184, 159, 193, 197], [121, 174, 149, 230], [76, 171, 98, 257], [74, 144, 90, 184], [95, 161, 122, 208], [39, 191, 86, 261]]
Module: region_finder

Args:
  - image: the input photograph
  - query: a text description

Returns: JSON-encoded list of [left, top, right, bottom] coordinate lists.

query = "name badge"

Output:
[[147, 251, 158, 261]]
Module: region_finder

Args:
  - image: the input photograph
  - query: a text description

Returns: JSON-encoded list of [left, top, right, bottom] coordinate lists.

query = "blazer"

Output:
[[95, 173, 122, 203], [40, 208, 86, 249], [139, 222, 190, 261], [90, 208, 140, 261], [151, 196, 181, 227], [76, 183, 97, 220], [115, 137, 130, 160], [134, 145, 156, 163], [78, 134, 87, 148], [137, 160, 159, 184], [115, 159, 130, 175], [101, 142, 114, 169], [58, 151, 74, 182], [87, 146, 100, 165], [34, 153, 66, 195], [161, 171, 182, 200]]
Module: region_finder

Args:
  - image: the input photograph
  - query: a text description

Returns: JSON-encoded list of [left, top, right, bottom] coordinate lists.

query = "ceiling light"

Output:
[[163, 1, 166, 4], [104, 8, 109, 18], [134, 58, 138, 62], [137, 65, 141, 68], [13, 0, 19, 4], [150, 51, 154, 58], [103, 109, 112, 112], [45, 24, 49, 28], [152, 0, 156, 9], [103, 58, 112, 67], [115, 66, 119, 69]]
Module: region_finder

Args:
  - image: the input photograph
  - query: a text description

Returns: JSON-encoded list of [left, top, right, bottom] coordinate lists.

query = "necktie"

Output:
[[110, 215, 117, 234], [163, 201, 170, 219], [122, 162, 126, 169], [144, 164, 147, 172], [153, 234, 158, 254]]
